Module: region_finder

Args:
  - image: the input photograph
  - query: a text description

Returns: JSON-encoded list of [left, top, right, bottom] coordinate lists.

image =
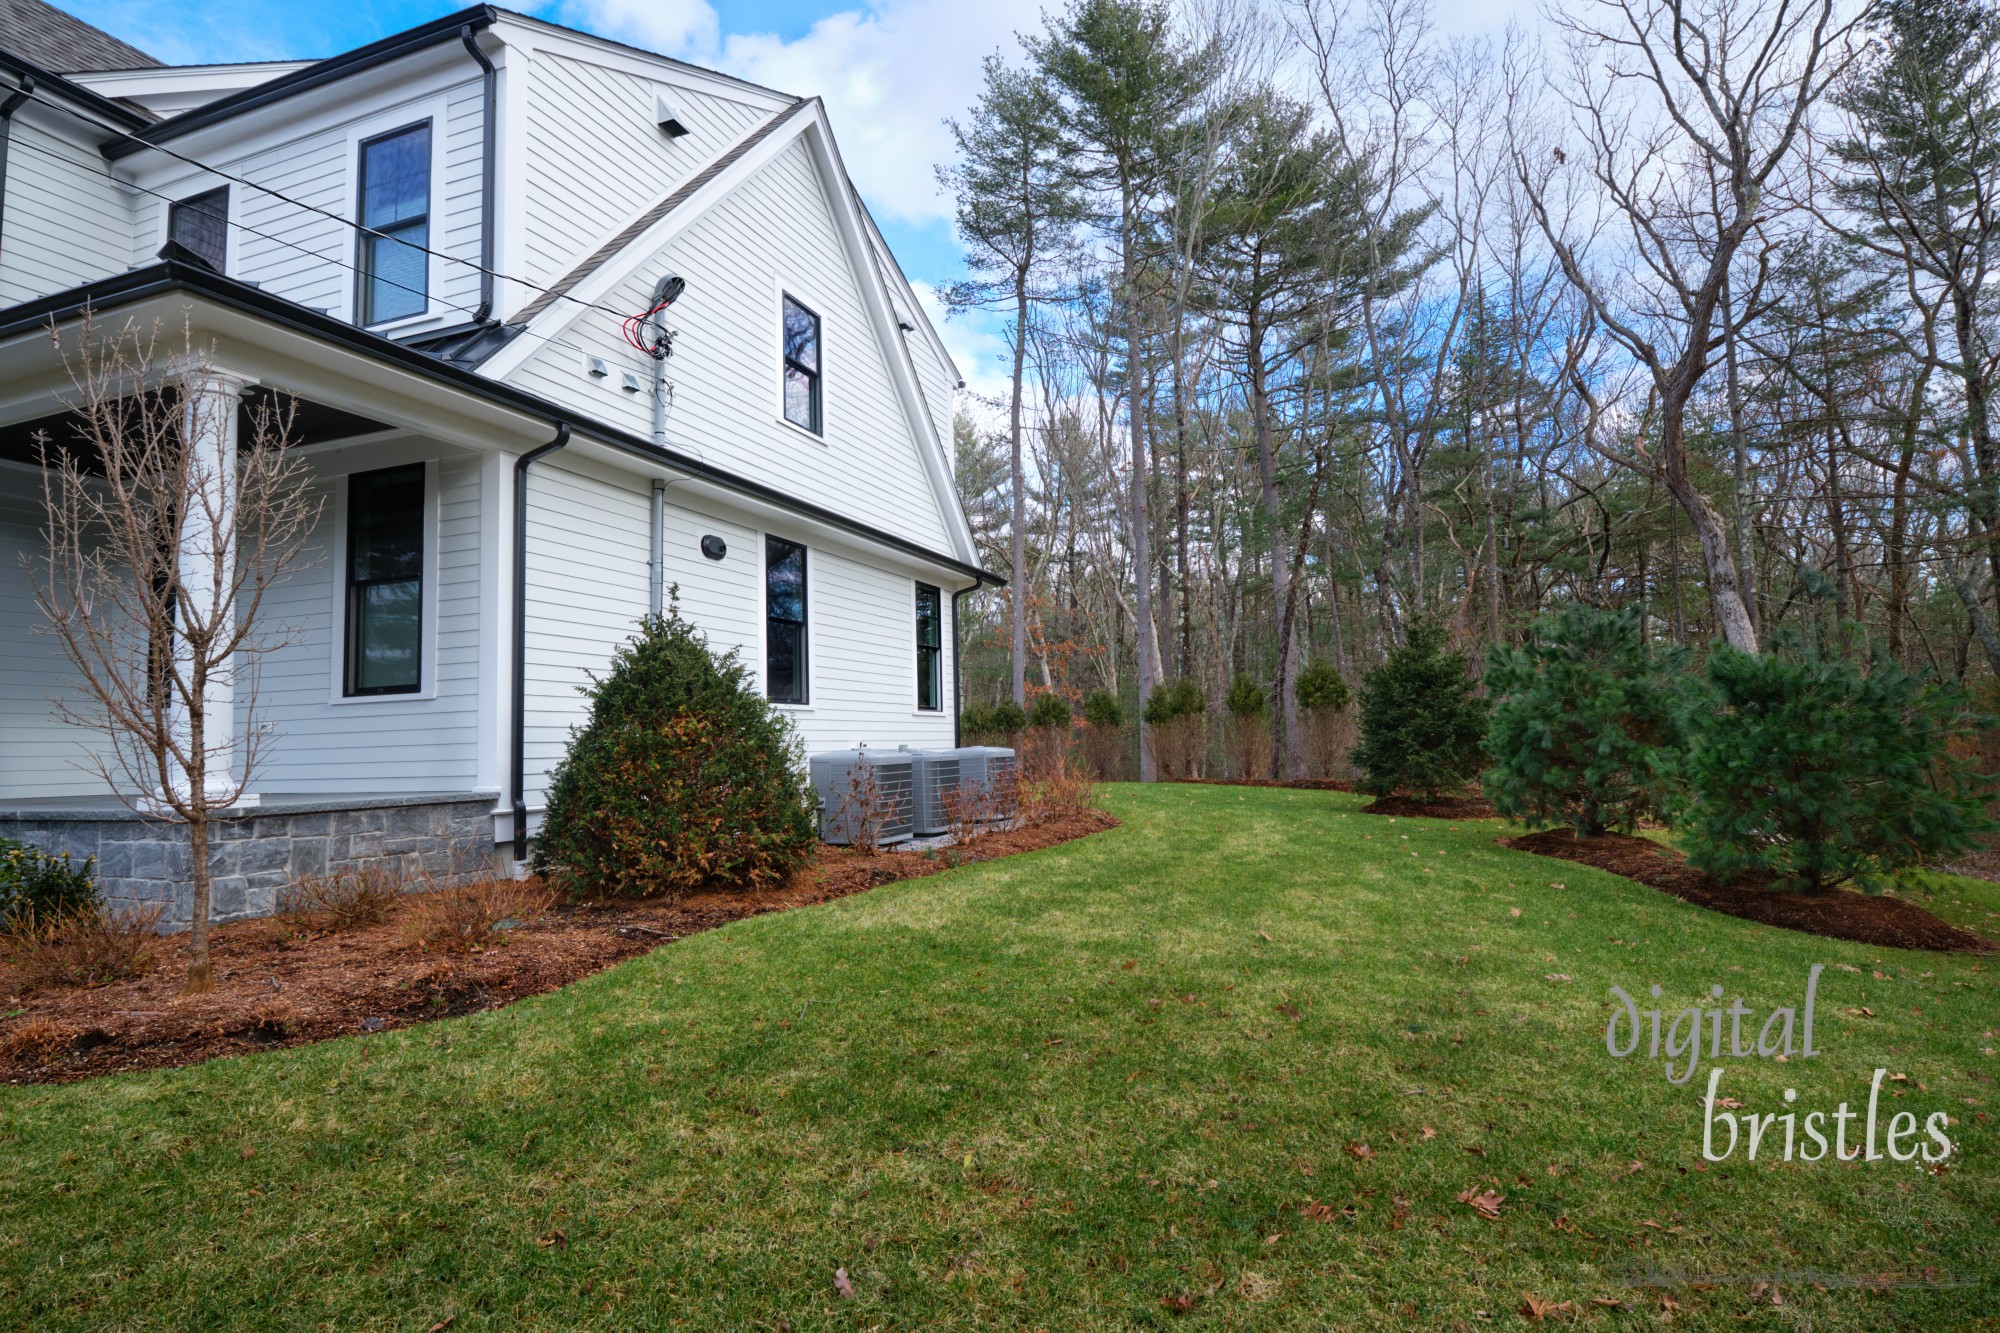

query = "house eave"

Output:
[[0, 261, 1001, 587]]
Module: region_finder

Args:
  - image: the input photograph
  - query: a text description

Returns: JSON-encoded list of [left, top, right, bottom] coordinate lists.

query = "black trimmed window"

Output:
[[168, 187, 228, 271], [766, 536, 808, 704], [916, 582, 942, 711], [781, 294, 822, 433], [344, 464, 425, 696], [357, 122, 431, 325]]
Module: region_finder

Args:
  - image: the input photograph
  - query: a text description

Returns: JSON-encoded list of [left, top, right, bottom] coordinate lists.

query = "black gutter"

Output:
[[511, 422, 569, 861], [103, 7, 497, 160], [458, 24, 497, 324], [0, 52, 152, 130], [0, 261, 1000, 585], [0, 76, 32, 263]]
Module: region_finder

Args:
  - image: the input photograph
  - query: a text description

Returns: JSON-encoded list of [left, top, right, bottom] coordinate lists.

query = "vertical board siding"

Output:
[[518, 51, 773, 296], [0, 118, 136, 307], [0, 491, 120, 798], [253, 453, 484, 792], [505, 139, 951, 552]]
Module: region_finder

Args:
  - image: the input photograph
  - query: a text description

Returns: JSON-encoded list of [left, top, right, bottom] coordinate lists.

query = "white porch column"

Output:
[[169, 366, 257, 807]]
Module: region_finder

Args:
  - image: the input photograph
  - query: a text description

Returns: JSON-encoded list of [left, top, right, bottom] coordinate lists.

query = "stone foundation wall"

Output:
[[0, 794, 499, 930]]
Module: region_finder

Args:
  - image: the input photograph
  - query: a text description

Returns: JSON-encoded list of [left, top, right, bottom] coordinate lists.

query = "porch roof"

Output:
[[0, 258, 1001, 588]]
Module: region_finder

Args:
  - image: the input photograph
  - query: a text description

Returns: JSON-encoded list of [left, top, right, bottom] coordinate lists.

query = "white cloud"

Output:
[[555, 0, 1041, 228]]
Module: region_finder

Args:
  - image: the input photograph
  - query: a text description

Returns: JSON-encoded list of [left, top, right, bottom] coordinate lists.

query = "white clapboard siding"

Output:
[[518, 452, 959, 807], [516, 50, 775, 298], [505, 138, 951, 552], [0, 115, 136, 307], [519, 453, 651, 808], [251, 453, 484, 792], [0, 489, 121, 798], [128, 71, 488, 325]]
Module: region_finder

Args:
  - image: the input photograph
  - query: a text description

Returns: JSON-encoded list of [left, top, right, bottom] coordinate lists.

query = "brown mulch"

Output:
[[0, 809, 1118, 1085], [1168, 777, 1357, 792], [1361, 794, 1498, 820], [1503, 828, 1995, 954]]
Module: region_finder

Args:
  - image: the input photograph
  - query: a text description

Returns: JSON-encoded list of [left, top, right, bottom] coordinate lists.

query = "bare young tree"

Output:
[[1518, 0, 1854, 653], [29, 318, 316, 991]]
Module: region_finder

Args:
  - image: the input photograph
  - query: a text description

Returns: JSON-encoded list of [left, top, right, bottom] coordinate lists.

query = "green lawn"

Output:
[[3, 785, 1996, 1330]]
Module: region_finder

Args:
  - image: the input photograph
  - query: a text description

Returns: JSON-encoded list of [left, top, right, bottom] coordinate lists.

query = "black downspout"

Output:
[[951, 577, 981, 747], [459, 26, 496, 324], [511, 423, 570, 861], [0, 77, 35, 264]]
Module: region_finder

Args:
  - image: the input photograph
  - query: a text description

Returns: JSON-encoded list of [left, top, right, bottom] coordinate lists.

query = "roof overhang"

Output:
[[0, 261, 999, 587]]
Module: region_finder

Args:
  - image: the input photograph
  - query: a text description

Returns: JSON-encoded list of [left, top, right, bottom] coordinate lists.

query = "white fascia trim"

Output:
[[795, 106, 977, 567], [489, 14, 798, 112], [856, 199, 961, 385], [476, 103, 816, 381]]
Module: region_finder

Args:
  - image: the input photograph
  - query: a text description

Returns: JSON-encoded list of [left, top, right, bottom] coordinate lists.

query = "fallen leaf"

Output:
[[1421, 1126, 1437, 1140], [834, 1267, 856, 1299], [1545, 974, 1573, 983], [1277, 1002, 1301, 1021], [1122, 959, 1136, 970], [1262, 1232, 1284, 1247], [1344, 1142, 1374, 1159], [536, 1229, 567, 1249], [1159, 1293, 1198, 1313], [1848, 1006, 1876, 1018], [1300, 1198, 1339, 1223], [1519, 1294, 1576, 1321], [428, 1319, 456, 1333], [1588, 1296, 1625, 1309], [1510, 907, 1523, 918], [1258, 930, 1273, 943], [1457, 1187, 1505, 1219], [1715, 1097, 1743, 1110], [1890, 1072, 1909, 1082], [239, 1146, 256, 1160]]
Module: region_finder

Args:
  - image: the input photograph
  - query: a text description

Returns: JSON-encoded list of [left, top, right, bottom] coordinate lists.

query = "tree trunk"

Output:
[[1123, 180, 1156, 780], [1009, 273, 1030, 708], [1722, 270, 1759, 639], [1660, 397, 1758, 653]]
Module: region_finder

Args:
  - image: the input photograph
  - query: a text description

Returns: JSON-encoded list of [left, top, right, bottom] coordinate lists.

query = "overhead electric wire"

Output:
[[8, 80, 659, 329]]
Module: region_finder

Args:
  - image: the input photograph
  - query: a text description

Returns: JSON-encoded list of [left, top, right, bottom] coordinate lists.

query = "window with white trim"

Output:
[[356, 122, 431, 325]]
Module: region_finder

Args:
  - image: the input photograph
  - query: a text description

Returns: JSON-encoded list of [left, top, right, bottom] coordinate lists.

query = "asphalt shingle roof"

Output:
[[0, 0, 158, 73]]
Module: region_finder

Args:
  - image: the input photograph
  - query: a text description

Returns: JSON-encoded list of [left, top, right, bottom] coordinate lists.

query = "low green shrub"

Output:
[[988, 699, 1029, 736], [1682, 642, 1991, 893], [1225, 674, 1268, 719], [0, 839, 99, 928], [533, 611, 817, 899], [1142, 676, 1205, 727], [1144, 677, 1208, 779], [1482, 604, 1690, 835], [1081, 689, 1124, 729], [1027, 691, 1072, 728], [1352, 621, 1489, 799], [1294, 660, 1351, 712], [960, 703, 995, 740]]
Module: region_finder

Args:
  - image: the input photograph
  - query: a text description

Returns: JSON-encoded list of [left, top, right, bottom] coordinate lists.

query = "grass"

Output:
[[1, 784, 1996, 1330]]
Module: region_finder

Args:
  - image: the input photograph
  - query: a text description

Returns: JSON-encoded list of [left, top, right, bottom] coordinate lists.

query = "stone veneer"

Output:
[[0, 793, 499, 931]]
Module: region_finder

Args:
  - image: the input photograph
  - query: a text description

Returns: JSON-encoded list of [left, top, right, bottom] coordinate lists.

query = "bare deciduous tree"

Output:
[[29, 318, 316, 992]]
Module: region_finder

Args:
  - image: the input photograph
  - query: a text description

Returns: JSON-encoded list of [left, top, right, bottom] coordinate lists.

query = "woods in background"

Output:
[[943, 0, 2000, 780]]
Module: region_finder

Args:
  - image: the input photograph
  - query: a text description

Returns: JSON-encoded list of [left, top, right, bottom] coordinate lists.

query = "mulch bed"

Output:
[[1168, 778, 1356, 792], [1, 810, 1118, 1085], [1361, 794, 1498, 820], [1504, 828, 1995, 954]]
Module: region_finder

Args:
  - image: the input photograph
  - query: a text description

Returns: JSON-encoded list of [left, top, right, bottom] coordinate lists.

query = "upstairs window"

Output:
[[168, 187, 229, 271], [357, 122, 431, 325], [916, 582, 942, 711], [344, 464, 425, 696], [781, 294, 822, 434], [766, 536, 808, 704]]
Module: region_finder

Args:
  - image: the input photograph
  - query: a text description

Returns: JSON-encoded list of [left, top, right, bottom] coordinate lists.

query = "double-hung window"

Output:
[[766, 536, 808, 704], [168, 186, 229, 271], [344, 464, 425, 696], [915, 582, 942, 711], [357, 122, 431, 325], [781, 295, 822, 434]]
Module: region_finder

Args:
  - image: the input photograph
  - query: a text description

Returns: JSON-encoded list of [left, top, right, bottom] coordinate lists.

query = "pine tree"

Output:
[[1352, 621, 1489, 799]]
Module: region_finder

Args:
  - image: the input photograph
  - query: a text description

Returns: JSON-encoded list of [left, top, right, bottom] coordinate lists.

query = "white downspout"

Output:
[[649, 477, 666, 616]]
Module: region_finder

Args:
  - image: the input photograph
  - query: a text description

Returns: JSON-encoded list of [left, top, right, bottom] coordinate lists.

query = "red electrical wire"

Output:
[[621, 295, 675, 355]]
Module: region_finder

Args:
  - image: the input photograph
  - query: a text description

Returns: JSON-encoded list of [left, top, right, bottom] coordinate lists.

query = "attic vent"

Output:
[[655, 92, 691, 139]]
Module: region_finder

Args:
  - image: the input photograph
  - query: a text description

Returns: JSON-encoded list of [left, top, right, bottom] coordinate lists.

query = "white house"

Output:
[[0, 2, 995, 923]]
